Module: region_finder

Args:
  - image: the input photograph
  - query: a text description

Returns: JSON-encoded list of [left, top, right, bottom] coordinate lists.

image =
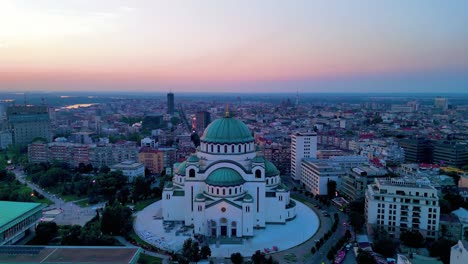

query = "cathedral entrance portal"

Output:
[[220, 218, 228, 237], [221, 226, 227, 236]]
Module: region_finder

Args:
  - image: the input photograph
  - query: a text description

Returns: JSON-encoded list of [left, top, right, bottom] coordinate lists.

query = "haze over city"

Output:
[[1, 0, 467, 93]]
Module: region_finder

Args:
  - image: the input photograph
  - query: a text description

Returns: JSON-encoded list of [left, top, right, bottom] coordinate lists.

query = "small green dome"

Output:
[[243, 193, 253, 203], [201, 117, 254, 144], [187, 155, 199, 163], [206, 168, 245, 187], [265, 160, 280, 177], [252, 156, 265, 163], [175, 161, 187, 175], [195, 193, 205, 201]]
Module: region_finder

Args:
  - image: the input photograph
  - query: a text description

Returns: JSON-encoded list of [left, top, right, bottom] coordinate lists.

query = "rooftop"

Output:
[[0, 246, 141, 264], [0, 201, 44, 228]]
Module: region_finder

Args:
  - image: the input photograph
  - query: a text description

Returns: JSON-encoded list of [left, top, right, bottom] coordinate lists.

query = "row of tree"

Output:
[[25, 161, 162, 206], [0, 169, 45, 202]]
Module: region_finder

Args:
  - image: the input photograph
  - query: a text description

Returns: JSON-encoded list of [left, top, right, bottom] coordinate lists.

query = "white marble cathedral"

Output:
[[162, 111, 296, 238]]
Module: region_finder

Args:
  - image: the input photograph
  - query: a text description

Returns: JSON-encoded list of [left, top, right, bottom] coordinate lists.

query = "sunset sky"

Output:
[[0, 0, 467, 93]]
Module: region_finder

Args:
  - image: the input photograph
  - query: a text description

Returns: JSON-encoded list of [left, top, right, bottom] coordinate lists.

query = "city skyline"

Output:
[[1, 0, 467, 93]]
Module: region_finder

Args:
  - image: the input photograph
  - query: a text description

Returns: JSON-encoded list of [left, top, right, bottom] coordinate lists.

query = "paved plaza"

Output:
[[134, 199, 319, 258]]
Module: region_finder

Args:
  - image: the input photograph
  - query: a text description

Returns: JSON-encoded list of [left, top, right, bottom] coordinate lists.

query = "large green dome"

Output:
[[206, 168, 245, 187], [201, 117, 254, 143]]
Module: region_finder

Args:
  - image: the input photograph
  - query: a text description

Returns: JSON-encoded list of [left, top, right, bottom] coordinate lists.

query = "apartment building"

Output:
[[340, 166, 387, 201], [365, 178, 440, 238], [301, 159, 346, 196]]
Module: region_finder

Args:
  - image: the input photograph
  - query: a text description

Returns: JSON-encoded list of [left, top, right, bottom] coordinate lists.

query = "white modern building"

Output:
[[291, 132, 317, 181], [141, 137, 156, 148], [111, 161, 145, 183], [301, 159, 346, 196], [450, 240, 468, 264], [365, 178, 440, 238], [162, 113, 296, 238]]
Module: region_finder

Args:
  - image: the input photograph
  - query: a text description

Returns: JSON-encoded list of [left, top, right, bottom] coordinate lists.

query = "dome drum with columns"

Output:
[[162, 113, 296, 238]]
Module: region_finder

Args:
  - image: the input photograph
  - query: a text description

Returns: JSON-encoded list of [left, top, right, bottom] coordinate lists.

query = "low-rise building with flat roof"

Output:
[[111, 161, 145, 183], [0, 201, 45, 245]]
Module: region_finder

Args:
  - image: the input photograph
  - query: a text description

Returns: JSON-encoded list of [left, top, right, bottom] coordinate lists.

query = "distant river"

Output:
[[60, 103, 98, 110]]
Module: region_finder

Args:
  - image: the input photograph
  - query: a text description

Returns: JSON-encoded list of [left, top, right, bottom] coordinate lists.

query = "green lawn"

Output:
[[134, 198, 160, 211], [137, 253, 163, 264]]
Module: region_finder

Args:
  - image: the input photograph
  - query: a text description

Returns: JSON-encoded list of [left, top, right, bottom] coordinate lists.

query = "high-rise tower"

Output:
[[7, 105, 52, 145], [167, 92, 174, 115], [291, 132, 317, 181], [195, 111, 211, 135]]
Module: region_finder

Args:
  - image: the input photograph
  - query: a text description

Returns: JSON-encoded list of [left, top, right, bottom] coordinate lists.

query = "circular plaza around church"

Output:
[[134, 199, 319, 257]]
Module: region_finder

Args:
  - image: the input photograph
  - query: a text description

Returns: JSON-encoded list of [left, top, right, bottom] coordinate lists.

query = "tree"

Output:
[[100, 203, 132, 235], [35, 222, 58, 244], [231, 252, 243, 264], [356, 249, 375, 264], [251, 250, 266, 264], [251, 250, 278, 264], [99, 165, 110, 174], [60, 225, 82, 245], [349, 211, 365, 235], [348, 199, 365, 214], [400, 230, 424, 248], [191, 133, 200, 148], [181, 238, 201, 263], [373, 231, 398, 257], [132, 176, 151, 202], [200, 245, 211, 259], [327, 180, 337, 198], [429, 239, 457, 264]]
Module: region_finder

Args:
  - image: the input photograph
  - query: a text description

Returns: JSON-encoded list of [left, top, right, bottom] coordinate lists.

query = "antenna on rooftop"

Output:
[[295, 89, 299, 106], [225, 103, 230, 118]]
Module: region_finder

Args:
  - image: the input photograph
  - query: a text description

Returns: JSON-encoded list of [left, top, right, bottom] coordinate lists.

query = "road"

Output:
[[13, 168, 102, 226], [271, 177, 357, 264]]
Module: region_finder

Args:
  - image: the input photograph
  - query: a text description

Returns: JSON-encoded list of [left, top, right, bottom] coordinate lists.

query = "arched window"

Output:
[[229, 189, 232, 195], [223, 189, 225, 195], [255, 169, 261, 178], [238, 145, 241, 152], [211, 145, 213, 152], [217, 145, 220, 153], [189, 169, 195, 178], [217, 189, 219, 195], [224, 145, 227, 153], [232, 145, 234, 153]]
